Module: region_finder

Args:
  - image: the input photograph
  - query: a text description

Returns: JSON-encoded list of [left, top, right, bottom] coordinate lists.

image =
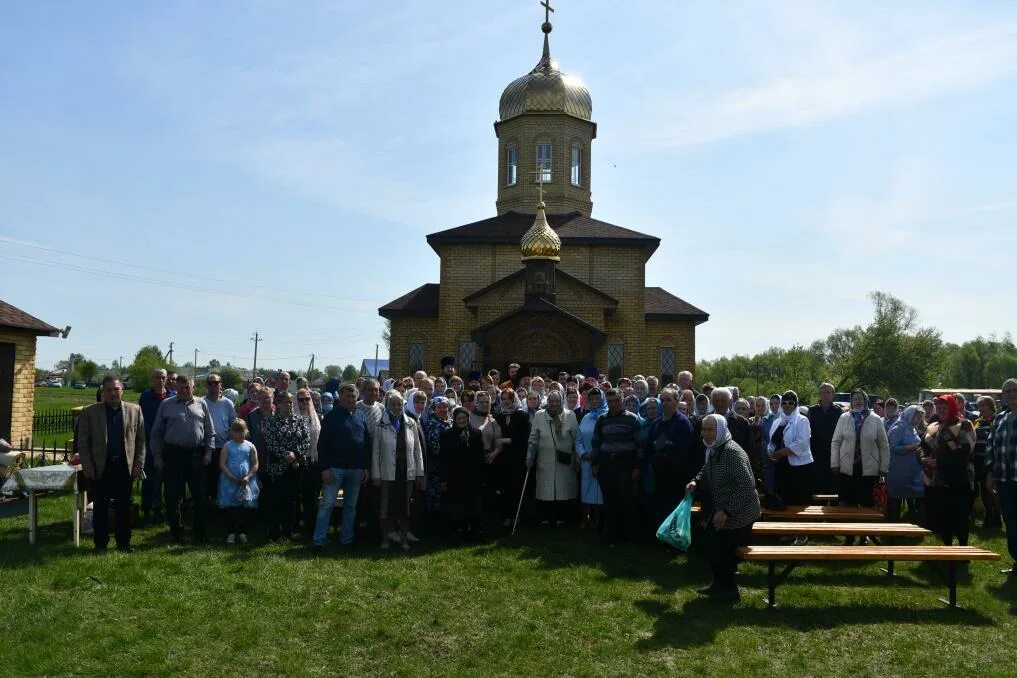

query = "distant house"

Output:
[[0, 299, 61, 444], [360, 358, 390, 380]]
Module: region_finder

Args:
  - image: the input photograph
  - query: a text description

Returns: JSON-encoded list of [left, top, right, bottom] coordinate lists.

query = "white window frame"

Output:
[[535, 143, 552, 183], [506, 147, 518, 186], [570, 144, 582, 187]]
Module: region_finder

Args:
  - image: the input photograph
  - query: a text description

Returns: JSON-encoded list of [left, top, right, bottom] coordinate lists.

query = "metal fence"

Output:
[[32, 409, 75, 435], [8, 437, 73, 468]]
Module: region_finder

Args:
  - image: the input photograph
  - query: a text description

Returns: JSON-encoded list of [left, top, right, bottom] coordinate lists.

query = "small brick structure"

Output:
[[0, 299, 61, 445]]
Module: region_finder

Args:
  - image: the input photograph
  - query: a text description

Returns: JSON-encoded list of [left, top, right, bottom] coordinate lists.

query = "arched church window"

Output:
[[506, 147, 518, 186], [570, 144, 582, 187], [536, 143, 552, 183]]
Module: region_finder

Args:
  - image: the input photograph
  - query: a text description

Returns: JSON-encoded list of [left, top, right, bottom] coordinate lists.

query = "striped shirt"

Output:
[[987, 409, 1017, 483], [591, 410, 642, 467]]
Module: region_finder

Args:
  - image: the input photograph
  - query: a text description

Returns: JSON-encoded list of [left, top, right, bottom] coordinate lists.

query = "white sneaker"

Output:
[[238, 533, 248, 544], [226, 534, 236, 545], [388, 531, 402, 543], [405, 531, 420, 543]]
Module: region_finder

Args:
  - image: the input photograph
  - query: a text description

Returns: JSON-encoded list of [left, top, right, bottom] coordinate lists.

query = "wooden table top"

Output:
[[752, 522, 930, 537], [761, 505, 885, 521]]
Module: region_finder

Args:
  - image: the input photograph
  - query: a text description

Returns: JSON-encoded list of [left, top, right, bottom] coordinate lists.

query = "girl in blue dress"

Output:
[[217, 419, 260, 544]]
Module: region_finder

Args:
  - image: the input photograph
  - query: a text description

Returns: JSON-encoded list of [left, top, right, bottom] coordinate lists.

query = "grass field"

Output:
[[2, 493, 1015, 676], [28, 386, 141, 449]]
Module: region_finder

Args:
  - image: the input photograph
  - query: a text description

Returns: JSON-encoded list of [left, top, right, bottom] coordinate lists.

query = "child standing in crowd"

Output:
[[218, 419, 261, 545]]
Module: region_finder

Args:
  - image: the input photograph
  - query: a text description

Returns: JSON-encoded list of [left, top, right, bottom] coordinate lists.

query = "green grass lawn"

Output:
[[2, 494, 1015, 675]]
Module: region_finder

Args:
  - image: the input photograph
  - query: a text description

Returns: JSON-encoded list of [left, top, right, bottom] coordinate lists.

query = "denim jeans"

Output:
[[313, 467, 364, 546], [998, 481, 1017, 562]]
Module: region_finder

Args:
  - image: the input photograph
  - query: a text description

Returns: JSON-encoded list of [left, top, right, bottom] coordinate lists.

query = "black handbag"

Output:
[[549, 423, 573, 466]]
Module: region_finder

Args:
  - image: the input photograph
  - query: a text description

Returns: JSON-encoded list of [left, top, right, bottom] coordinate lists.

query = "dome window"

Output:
[[536, 143, 552, 183], [570, 144, 582, 187], [506, 147, 518, 186]]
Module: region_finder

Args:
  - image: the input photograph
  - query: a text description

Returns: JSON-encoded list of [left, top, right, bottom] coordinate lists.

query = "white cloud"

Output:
[[644, 22, 1017, 147]]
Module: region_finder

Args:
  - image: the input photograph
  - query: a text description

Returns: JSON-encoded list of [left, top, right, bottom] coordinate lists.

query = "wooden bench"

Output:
[[752, 522, 932, 575], [812, 493, 839, 505], [761, 505, 885, 521], [737, 545, 1000, 608]]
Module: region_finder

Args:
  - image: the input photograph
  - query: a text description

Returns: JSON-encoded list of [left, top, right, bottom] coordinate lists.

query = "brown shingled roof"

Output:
[[378, 283, 440, 319], [0, 299, 60, 336], [426, 211, 660, 256], [644, 287, 709, 323]]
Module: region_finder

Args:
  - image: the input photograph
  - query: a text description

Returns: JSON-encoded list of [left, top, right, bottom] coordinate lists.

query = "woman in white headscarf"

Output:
[[767, 390, 814, 506], [886, 404, 925, 523], [526, 391, 579, 527], [687, 413, 761, 603], [295, 387, 322, 538]]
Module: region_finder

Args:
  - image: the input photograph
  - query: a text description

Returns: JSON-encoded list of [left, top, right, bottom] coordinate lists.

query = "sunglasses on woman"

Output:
[[298, 397, 311, 402]]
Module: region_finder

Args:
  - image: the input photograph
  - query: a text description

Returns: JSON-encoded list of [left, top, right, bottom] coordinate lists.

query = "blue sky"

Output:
[[2, 1, 1015, 373]]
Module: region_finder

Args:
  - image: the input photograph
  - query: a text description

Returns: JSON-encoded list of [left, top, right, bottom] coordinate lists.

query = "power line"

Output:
[[0, 251, 376, 314], [0, 236, 381, 304]]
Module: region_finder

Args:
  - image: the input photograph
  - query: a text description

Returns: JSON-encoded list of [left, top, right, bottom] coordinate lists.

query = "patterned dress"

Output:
[[263, 414, 311, 476], [425, 417, 450, 512]]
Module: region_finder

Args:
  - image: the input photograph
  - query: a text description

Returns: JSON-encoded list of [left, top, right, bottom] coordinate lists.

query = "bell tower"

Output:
[[494, 2, 597, 216]]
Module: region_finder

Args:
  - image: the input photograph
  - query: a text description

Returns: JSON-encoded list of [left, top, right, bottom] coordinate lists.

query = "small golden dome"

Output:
[[520, 202, 561, 261]]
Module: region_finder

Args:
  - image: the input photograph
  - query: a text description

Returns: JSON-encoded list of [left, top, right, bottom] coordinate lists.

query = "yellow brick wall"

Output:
[[389, 241, 699, 380], [0, 330, 38, 445]]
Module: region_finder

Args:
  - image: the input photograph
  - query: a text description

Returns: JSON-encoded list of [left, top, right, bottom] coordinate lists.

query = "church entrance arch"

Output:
[[472, 305, 604, 377]]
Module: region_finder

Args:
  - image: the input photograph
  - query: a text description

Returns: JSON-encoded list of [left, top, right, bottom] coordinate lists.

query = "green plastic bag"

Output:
[[656, 492, 693, 551]]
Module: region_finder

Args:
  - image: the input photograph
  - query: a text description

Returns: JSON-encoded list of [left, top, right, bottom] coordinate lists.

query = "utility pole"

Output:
[[193, 348, 199, 378], [118, 356, 124, 373], [164, 341, 174, 364], [307, 353, 315, 377], [374, 343, 379, 378], [251, 332, 262, 380]]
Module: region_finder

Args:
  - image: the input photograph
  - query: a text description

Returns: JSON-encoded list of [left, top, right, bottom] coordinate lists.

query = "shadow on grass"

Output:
[[634, 596, 994, 650]]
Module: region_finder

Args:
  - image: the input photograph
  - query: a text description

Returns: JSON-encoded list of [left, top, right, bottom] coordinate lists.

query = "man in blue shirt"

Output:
[[313, 383, 371, 549], [592, 388, 643, 543], [138, 368, 171, 525]]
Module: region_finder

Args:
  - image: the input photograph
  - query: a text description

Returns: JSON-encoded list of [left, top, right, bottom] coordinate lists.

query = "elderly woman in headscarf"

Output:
[[694, 393, 711, 419], [831, 389, 889, 513], [527, 391, 579, 527], [687, 413, 761, 604], [491, 388, 531, 528], [921, 394, 976, 547], [678, 389, 696, 418], [575, 387, 607, 528], [886, 405, 925, 523], [525, 391, 542, 422], [768, 390, 814, 507], [371, 390, 425, 550], [440, 406, 485, 539], [424, 397, 453, 515], [633, 379, 650, 403]]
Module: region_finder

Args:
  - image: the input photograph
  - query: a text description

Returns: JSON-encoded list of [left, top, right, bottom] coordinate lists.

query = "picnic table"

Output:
[[1, 464, 86, 546]]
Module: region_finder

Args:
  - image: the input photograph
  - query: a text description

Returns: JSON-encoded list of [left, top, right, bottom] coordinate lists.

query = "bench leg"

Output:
[[767, 562, 777, 608], [936, 562, 958, 608], [880, 537, 895, 577], [28, 491, 37, 545]]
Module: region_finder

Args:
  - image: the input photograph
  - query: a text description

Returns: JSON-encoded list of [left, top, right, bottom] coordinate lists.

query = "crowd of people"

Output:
[[74, 362, 1017, 602]]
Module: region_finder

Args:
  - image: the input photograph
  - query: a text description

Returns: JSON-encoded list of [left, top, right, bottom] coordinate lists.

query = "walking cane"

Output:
[[511, 467, 531, 536]]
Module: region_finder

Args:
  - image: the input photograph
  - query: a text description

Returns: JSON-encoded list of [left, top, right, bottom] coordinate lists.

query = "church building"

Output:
[[380, 7, 707, 382]]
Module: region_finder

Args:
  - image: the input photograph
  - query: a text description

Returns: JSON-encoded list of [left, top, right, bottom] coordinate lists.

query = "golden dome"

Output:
[[499, 24, 592, 122], [520, 202, 561, 261]]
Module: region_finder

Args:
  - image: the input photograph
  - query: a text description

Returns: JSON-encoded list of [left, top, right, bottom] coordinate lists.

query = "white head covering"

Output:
[[703, 413, 732, 450]]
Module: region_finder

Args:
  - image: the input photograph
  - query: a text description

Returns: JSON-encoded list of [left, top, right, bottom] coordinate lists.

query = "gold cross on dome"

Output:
[[529, 167, 547, 203], [541, 0, 554, 23]]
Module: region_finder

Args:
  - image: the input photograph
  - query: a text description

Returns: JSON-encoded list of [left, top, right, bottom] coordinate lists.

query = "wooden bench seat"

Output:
[[751, 522, 930, 538], [812, 493, 839, 504], [737, 545, 1000, 608], [761, 505, 885, 521]]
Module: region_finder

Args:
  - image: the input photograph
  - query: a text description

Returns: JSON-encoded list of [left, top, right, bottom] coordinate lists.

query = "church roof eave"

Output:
[[470, 297, 606, 345], [378, 283, 440, 319], [462, 267, 619, 308], [643, 286, 709, 324]]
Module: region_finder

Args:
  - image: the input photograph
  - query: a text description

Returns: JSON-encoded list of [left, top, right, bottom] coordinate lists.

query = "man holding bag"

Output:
[[686, 414, 761, 603]]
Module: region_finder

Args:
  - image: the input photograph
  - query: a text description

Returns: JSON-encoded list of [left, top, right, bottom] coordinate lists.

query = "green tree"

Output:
[[940, 335, 1017, 388], [74, 359, 99, 384], [817, 292, 942, 400], [325, 364, 341, 379], [342, 364, 360, 382], [127, 345, 175, 392], [219, 365, 244, 390], [306, 367, 323, 382], [207, 358, 221, 370]]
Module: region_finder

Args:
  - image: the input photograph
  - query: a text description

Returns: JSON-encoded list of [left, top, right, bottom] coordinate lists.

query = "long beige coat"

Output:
[[527, 409, 578, 501], [830, 411, 890, 477]]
